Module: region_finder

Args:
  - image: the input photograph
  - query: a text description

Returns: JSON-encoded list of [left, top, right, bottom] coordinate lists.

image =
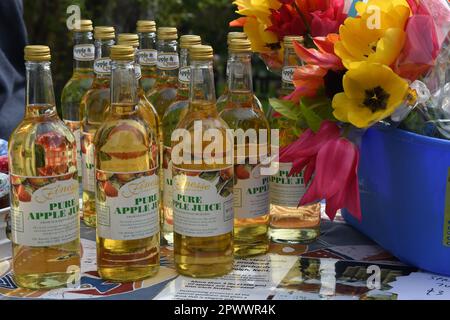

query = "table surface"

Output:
[[0, 217, 446, 300]]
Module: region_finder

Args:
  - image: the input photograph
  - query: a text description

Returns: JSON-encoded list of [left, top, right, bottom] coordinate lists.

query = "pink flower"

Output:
[[395, 0, 441, 81], [279, 121, 362, 221], [309, 0, 346, 37]]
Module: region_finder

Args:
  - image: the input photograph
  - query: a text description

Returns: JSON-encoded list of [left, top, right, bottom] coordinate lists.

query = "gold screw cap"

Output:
[[227, 32, 247, 45], [110, 45, 135, 61], [180, 35, 202, 49], [229, 39, 252, 53], [157, 27, 178, 40], [189, 45, 214, 61], [24, 45, 51, 61], [74, 19, 93, 32], [118, 33, 139, 48], [283, 36, 304, 48], [137, 20, 156, 33], [94, 26, 115, 40]]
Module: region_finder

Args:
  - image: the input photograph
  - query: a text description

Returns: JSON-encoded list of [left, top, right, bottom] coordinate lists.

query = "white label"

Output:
[[73, 44, 95, 62], [94, 58, 111, 75], [282, 67, 296, 84], [233, 164, 270, 219], [172, 167, 234, 237], [96, 169, 160, 241], [270, 162, 306, 207], [10, 173, 79, 247], [64, 120, 82, 178], [135, 64, 142, 80], [139, 49, 157, 66], [157, 53, 179, 70], [178, 66, 191, 84], [81, 132, 95, 192]]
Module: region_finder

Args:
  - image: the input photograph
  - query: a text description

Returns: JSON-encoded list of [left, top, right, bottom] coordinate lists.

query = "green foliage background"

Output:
[[23, 0, 277, 112]]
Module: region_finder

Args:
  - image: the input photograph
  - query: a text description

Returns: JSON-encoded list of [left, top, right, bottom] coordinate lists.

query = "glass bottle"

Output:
[[146, 27, 179, 120], [217, 32, 263, 113], [268, 36, 321, 243], [95, 45, 160, 281], [80, 26, 115, 227], [219, 39, 270, 257], [117, 33, 160, 132], [161, 34, 201, 245], [9, 45, 80, 289], [137, 20, 158, 94], [61, 20, 95, 190], [172, 45, 234, 278]]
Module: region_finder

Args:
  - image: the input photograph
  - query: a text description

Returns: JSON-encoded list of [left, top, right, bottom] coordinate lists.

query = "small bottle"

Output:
[[95, 45, 160, 281], [136, 20, 158, 94], [219, 39, 270, 257], [117, 33, 160, 132], [268, 36, 321, 243], [61, 20, 95, 190], [80, 26, 115, 227], [146, 27, 179, 119], [172, 45, 234, 278], [9, 45, 80, 289], [217, 32, 263, 113], [161, 34, 201, 245]]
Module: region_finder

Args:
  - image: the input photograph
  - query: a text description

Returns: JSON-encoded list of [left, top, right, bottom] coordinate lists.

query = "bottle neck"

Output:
[[25, 61, 56, 113], [228, 52, 254, 108], [156, 39, 179, 80], [177, 48, 190, 98], [281, 46, 300, 92], [138, 31, 157, 75], [73, 31, 94, 71], [189, 60, 217, 114], [94, 39, 115, 80], [110, 60, 139, 113]]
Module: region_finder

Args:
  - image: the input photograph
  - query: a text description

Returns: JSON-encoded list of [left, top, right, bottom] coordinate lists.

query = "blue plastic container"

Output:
[[342, 125, 450, 275]]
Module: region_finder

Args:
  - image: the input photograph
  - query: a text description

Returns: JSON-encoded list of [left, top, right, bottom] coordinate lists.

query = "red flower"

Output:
[[267, 4, 308, 41], [279, 121, 362, 221]]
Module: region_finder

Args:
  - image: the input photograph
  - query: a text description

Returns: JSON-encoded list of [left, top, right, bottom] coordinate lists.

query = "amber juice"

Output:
[[172, 47, 234, 277], [80, 29, 115, 227], [269, 36, 320, 243], [95, 50, 160, 281], [9, 47, 80, 289], [219, 43, 270, 257]]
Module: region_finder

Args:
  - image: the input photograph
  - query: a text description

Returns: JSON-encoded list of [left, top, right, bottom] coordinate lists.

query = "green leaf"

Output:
[[269, 98, 301, 121], [301, 96, 335, 121], [299, 100, 324, 132], [98, 151, 112, 162]]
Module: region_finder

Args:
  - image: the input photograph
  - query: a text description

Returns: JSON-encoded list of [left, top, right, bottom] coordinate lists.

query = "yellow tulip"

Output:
[[233, 0, 281, 53], [332, 62, 409, 128], [335, 0, 410, 69]]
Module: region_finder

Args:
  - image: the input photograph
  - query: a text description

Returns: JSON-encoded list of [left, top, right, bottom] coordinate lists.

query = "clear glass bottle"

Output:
[[269, 36, 321, 243], [161, 34, 201, 245], [146, 27, 179, 119], [172, 45, 234, 278], [219, 39, 270, 257], [117, 33, 160, 132], [80, 26, 115, 227], [95, 45, 160, 281], [9, 46, 80, 289], [137, 20, 158, 94], [61, 20, 95, 190], [217, 32, 263, 113]]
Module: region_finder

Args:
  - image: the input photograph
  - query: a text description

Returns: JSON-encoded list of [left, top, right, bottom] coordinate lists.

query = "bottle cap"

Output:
[[229, 39, 252, 53], [117, 33, 139, 48], [283, 36, 304, 48], [180, 35, 201, 49], [157, 27, 178, 40], [190, 45, 213, 61], [137, 20, 156, 33], [73, 19, 93, 32], [110, 45, 135, 61], [24, 45, 51, 61], [227, 32, 247, 45], [94, 26, 115, 40]]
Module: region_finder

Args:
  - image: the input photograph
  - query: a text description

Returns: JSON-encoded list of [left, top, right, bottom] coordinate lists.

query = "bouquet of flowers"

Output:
[[230, 0, 450, 221]]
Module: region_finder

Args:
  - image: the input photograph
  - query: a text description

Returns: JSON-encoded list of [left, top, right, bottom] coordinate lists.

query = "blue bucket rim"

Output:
[[373, 124, 450, 147]]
